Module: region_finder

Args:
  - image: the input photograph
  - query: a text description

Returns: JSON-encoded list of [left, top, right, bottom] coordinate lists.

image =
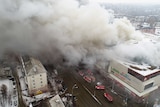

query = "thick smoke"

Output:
[[0, 0, 159, 67]]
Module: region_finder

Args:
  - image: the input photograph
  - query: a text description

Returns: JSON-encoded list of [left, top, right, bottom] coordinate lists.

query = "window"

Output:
[[144, 82, 154, 90], [40, 74, 42, 77]]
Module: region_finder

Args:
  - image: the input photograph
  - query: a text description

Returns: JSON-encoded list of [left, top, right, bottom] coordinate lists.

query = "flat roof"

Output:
[[49, 95, 65, 107], [117, 60, 160, 76], [112, 35, 160, 77]]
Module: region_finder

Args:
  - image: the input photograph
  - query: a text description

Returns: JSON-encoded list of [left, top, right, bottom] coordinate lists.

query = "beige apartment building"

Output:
[[25, 57, 48, 96], [108, 60, 160, 97]]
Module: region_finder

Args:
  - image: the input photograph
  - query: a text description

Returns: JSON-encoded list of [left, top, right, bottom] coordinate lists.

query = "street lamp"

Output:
[[72, 83, 78, 95]]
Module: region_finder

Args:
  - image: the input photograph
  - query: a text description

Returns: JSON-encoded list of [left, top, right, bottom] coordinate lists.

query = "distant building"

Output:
[[0, 66, 12, 78], [135, 16, 145, 23], [108, 60, 160, 97], [141, 22, 150, 28], [132, 22, 141, 30], [140, 27, 155, 34], [24, 57, 48, 96], [154, 22, 160, 36]]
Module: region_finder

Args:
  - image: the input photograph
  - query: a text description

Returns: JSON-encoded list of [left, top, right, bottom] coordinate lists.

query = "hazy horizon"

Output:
[[89, 0, 160, 4]]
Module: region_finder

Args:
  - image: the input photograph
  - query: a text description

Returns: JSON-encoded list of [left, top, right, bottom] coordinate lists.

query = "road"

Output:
[[59, 71, 123, 107], [43, 65, 146, 107]]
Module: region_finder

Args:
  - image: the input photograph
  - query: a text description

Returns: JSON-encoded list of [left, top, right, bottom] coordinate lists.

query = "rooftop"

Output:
[[49, 94, 65, 107], [25, 57, 47, 76], [118, 60, 160, 76]]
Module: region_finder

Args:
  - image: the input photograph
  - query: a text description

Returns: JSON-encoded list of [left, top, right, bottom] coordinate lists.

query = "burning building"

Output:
[[108, 59, 160, 97]]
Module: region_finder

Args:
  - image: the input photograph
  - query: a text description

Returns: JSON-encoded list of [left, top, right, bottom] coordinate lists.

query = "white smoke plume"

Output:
[[0, 0, 159, 67]]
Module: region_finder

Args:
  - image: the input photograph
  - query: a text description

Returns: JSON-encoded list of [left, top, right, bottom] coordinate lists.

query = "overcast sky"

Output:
[[89, 0, 160, 4]]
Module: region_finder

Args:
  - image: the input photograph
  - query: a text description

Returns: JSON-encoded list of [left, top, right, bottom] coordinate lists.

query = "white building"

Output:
[[24, 57, 48, 96], [108, 60, 160, 97], [49, 94, 65, 107]]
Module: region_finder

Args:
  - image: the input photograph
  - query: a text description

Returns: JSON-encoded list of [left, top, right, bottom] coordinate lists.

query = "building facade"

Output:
[[108, 60, 160, 97], [25, 58, 48, 96], [0, 67, 12, 78]]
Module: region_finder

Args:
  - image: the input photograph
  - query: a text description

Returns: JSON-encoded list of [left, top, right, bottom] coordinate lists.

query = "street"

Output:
[[21, 64, 149, 107], [59, 70, 124, 107]]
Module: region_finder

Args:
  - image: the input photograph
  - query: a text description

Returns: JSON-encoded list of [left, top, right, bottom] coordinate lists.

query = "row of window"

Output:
[[32, 74, 42, 78], [31, 75, 44, 89], [144, 82, 154, 90], [32, 81, 43, 85], [32, 82, 44, 89], [33, 84, 44, 87], [32, 78, 42, 81]]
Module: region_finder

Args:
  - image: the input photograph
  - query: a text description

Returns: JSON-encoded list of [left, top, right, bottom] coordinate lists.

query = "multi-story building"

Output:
[[108, 60, 160, 97], [24, 57, 48, 96]]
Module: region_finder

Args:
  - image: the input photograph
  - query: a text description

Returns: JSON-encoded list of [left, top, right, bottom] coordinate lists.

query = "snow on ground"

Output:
[[34, 92, 51, 99], [0, 79, 13, 93], [17, 67, 27, 91], [21, 80, 28, 96], [0, 78, 18, 107], [20, 77, 27, 92], [17, 67, 31, 106]]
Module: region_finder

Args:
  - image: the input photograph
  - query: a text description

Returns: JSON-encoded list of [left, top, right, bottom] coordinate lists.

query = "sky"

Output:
[[89, 0, 160, 4]]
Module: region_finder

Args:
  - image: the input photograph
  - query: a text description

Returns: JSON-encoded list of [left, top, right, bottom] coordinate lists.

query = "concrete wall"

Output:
[[109, 60, 159, 93], [27, 72, 48, 95]]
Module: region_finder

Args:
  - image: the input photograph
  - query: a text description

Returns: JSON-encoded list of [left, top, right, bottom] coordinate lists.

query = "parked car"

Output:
[[104, 92, 113, 102]]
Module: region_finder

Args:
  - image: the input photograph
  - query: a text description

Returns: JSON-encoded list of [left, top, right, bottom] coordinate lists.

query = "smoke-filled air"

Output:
[[0, 0, 160, 67]]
